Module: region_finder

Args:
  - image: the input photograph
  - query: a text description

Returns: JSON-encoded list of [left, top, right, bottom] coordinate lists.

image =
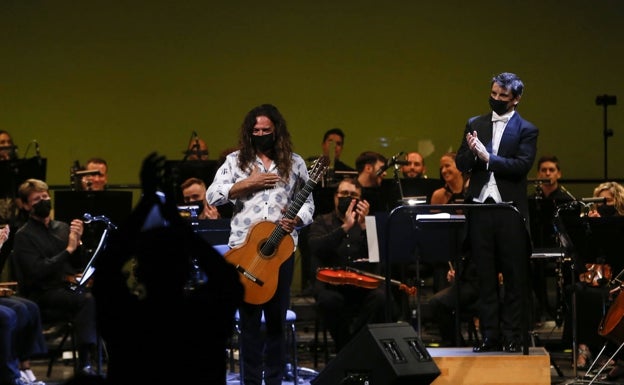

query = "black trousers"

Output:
[[238, 255, 294, 385], [467, 205, 530, 343]]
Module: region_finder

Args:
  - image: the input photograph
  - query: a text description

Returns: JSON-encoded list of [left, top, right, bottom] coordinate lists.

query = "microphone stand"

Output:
[[392, 162, 405, 204], [596, 94, 616, 180], [73, 213, 117, 376], [553, 202, 583, 379], [182, 131, 197, 162]]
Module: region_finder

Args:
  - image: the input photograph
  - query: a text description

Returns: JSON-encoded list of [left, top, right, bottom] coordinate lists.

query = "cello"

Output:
[[598, 286, 624, 344]]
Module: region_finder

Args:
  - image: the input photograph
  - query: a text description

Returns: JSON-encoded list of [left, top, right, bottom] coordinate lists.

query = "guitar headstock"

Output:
[[309, 156, 330, 183]]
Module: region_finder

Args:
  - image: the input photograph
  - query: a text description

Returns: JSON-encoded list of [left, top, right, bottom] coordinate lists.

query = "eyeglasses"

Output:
[[336, 191, 360, 199]]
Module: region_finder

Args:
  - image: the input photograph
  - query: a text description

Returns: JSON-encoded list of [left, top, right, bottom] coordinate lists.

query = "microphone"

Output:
[[580, 197, 607, 204], [73, 169, 101, 177], [376, 151, 406, 176], [83, 213, 117, 229], [0, 145, 17, 151], [34, 140, 40, 157]]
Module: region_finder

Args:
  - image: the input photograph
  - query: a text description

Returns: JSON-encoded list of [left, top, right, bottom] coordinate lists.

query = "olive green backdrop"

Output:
[[2, 0, 623, 292], [2, 0, 623, 198]]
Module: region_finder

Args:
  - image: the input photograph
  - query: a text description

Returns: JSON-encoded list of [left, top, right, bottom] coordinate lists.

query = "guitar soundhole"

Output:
[[258, 240, 275, 258]]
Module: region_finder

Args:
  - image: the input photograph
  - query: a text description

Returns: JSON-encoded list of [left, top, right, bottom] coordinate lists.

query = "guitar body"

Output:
[[224, 221, 295, 305]]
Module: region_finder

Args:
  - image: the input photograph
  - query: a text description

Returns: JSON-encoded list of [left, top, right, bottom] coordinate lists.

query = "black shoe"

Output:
[[503, 341, 523, 353], [79, 365, 98, 376], [473, 338, 502, 353]]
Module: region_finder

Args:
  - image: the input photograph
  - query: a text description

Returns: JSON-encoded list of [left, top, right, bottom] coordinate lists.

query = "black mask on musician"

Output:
[[251, 134, 275, 153], [337, 197, 358, 217], [489, 97, 510, 116], [32, 199, 52, 218], [597, 205, 617, 217]]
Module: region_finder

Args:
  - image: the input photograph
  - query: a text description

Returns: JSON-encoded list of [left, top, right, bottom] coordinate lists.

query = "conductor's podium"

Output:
[[429, 347, 551, 385]]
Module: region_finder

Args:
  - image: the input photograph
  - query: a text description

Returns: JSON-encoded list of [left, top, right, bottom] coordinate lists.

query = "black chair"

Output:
[[41, 313, 78, 377], [312, 303, 330, 369], [8, 251, 79, 377]]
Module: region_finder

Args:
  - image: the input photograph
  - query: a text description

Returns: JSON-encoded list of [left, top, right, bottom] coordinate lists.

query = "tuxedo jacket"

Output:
[[456, 111, 538, 221]]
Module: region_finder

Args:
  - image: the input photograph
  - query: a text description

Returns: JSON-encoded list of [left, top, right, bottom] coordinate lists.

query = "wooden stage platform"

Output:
[[428, 347, 551, 385]]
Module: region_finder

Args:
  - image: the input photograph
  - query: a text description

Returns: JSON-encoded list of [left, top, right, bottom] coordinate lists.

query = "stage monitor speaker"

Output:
[[311, 323, 440, 385]]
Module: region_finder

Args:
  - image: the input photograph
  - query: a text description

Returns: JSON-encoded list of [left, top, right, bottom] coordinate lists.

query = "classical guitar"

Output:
[[225, 156, 329, 305]]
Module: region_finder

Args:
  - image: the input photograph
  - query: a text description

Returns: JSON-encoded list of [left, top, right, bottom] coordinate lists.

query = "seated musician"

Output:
[[528, 155, 575, 326], [11, 179, 99, 376], [428, 151, 467, 294], [180, 177, 221, 220], [308, 177, 396, 353], [0, 224, 48, 385], [427, 152, 480, 346], [565, 181, 624, 380]]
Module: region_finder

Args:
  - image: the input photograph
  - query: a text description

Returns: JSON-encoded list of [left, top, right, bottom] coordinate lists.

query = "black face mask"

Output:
[[597, 205, 617, 217], [337, 197, 358, 217], [489, 97, 510, 116], [32, 199, 52, 218], [188, 200, 204, 213], [251, 134, 275, 153]]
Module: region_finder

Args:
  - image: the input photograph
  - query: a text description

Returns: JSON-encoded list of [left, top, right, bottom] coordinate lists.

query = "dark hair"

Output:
[[491, 72, 524, 98], [355, 151, 387, 173], [336, 177, 362, 193], [180, 177, 206, 191], [237, 104, 293, 181], [536, 155, 560, 171], [438, 151, 458, 179], [323, 128, 345, 142]]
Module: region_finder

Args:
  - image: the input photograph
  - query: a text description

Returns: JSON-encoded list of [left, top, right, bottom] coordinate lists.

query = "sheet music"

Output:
[[79, 266, 96, 284], [416, 212, 451, 220], [365, 215, 380, 263]]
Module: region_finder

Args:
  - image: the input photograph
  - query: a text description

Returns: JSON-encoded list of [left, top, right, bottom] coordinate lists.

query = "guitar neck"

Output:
[[283, 179, 317, 220], [262, 178, 318, 255]]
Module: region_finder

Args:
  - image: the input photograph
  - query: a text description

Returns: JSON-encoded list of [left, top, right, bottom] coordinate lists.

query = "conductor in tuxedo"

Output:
[[456, 72, 538, 353]]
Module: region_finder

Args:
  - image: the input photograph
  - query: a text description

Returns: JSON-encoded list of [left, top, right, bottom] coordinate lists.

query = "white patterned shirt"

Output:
[[206, 150, 315, 249]]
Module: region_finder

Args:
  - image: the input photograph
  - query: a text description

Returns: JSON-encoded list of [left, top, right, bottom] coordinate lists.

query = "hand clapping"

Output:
[[67, 219, 84, 253], [466, 131, 490, 163]]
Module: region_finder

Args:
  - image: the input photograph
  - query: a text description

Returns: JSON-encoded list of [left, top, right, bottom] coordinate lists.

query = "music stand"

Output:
[[191, 218, 231, 245], [383, 203, 532, 355], [53, 190, 133, 226], [0, 157, 47, 198], [381, 204, 465, 339], [163, 159, 233, 218], [528, 197, 560, 249], [164, 160, 219, 195], [380, 178, 444, 211]]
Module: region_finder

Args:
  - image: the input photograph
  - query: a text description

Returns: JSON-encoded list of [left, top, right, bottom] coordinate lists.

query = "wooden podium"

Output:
[[428, 347, 551, 385]]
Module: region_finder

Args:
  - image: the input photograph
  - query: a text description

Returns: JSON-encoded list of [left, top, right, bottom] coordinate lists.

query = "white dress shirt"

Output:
[[477, 110, 516, 203]]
